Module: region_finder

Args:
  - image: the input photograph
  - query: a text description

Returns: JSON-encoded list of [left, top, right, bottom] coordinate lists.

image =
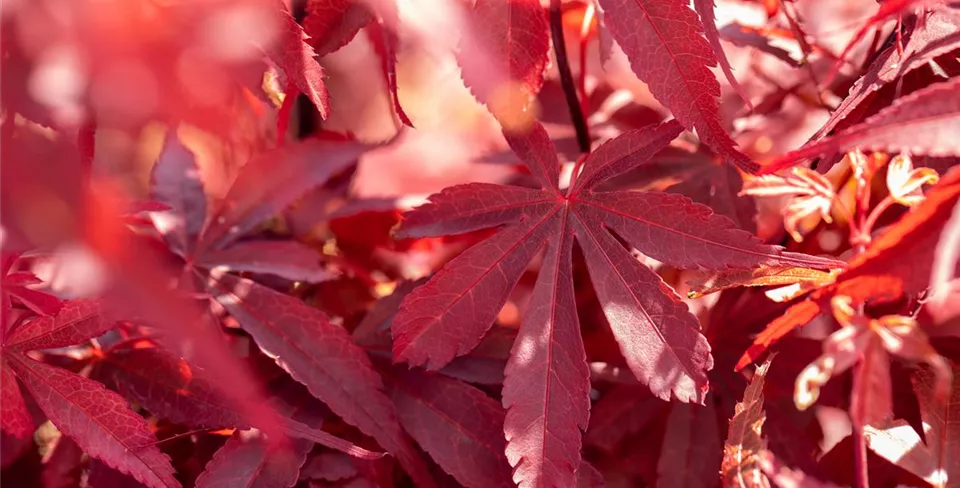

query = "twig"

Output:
[[549, 0, 591, 154]]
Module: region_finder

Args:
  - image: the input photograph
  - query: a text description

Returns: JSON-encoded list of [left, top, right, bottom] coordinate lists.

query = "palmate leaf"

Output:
[[269, 4, 332, 119], [597, 0, 758, 173], [721, 358, 774, 488], [391, 120, 841, 487], [303, 0, 373, 58], [0, 361, 32, 438], [4, 299, 117, 353]]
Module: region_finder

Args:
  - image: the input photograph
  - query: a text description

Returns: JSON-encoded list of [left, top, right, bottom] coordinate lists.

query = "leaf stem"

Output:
[[852, 364, 871, 488], [860, 195, 896, 243], [549, 0, 591, 154]]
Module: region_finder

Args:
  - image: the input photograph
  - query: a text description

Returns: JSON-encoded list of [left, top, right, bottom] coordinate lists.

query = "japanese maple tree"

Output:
[[2, 0, 960, 487]]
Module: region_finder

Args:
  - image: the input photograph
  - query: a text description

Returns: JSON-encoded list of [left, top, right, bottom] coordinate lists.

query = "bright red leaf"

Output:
[[303, 0, 374, 57]]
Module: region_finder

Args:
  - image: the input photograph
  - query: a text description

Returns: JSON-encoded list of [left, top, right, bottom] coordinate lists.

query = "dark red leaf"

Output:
[[303, 0, 374, 57], [5, 354, 180, 488], [806, 9, 960, 163], [103, 346, 382, 460], [207, 274, 435, 487], [386, 367, 513, 488], [195, 430, 312, 488], [585, 385, 666, 452], [851, 338, 893, 428], [197, 240, 330, 283], [762, 77, 960, 174], [656, 401, 722, 488], [391, 121, 841, 482], [597, 0, 759, 173]]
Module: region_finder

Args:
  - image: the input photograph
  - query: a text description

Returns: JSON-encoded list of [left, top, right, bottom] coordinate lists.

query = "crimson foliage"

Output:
[[2, 1, 960, 488]]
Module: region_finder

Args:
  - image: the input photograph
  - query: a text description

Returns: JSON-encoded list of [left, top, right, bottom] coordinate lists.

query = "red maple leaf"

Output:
[[597, 0, 759, 173], [390, 120, 841, 486]]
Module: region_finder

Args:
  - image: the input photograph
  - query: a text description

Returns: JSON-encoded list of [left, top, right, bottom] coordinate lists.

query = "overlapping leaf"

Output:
[[206, 273, 435, 487], [391, 120, 842, 486], [762, 77, 960, 174], [103, 345, 382, 459], [597, 0, 758, 173], [195, 430, 312, 488], [386, 367, 513, 488]]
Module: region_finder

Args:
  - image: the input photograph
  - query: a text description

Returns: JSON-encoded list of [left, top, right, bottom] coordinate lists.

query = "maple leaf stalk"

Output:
[[549, 0, 591, 154]]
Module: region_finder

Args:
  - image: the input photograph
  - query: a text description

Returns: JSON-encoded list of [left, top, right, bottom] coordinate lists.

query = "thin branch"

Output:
[[549, 0, 591, 154]]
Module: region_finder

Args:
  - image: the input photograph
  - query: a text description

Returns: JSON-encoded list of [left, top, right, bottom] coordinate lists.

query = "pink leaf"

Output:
[[200, 138, 369, 251], [762, 77, 960, 174], [386, 367, 513, 488], [195, 430, 312, 488], [207, 274, 435, 487], [6, 354, 180, 488], [197, 240, 331, 283], [693, 0, 752, 110], [597, 0, 759, 173], [457, 0, 550, 119], [149, 131, 206, 257], [303, 0, 374, 57]]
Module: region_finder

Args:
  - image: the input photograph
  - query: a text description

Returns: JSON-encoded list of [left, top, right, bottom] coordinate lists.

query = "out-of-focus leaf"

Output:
[[657, 401, 722, 488], [303, 0, 374, 57], [103, 345, 383, 459], [195, 429, 312, 488], [197, 240, 330, 283], [200, 139, 369, 251], [762, 78, 960, 174], [149, 131, 207, 257], [585, 384, 666, 452], [457, 0, 550, 126]]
